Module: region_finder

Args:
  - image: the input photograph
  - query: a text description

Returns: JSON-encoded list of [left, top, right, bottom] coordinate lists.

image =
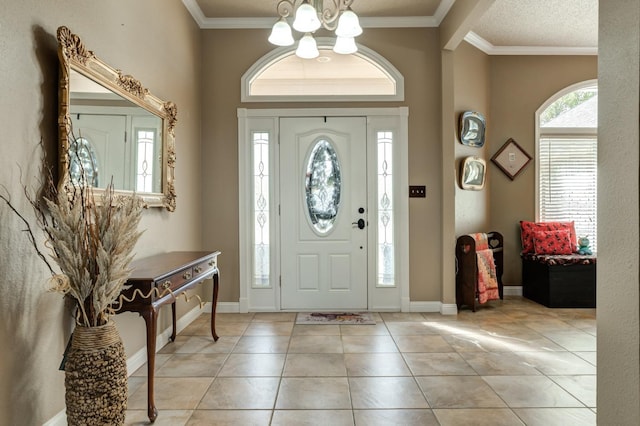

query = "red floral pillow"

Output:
[[520, 221, 577, 253], [533, 229, 573, 255]]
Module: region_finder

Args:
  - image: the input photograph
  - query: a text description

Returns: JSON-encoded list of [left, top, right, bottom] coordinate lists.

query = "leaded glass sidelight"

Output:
[[377, 131, 395, 286], [253, 132, 270, 287], [305, 139, 341, 234], [136, 129, 156, 193]]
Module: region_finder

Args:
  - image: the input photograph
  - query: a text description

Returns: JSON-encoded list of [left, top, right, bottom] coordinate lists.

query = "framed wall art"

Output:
[[458, 111, 486, 147], [491, 138, 532, 180], [459, 156, 486, 190]]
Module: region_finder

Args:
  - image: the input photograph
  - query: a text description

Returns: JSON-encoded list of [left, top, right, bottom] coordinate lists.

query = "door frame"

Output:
[[238, 107, 409, 312]]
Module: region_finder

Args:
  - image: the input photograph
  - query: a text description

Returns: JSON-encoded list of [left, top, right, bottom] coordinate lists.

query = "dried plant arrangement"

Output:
[[1, 165, 144, 327]]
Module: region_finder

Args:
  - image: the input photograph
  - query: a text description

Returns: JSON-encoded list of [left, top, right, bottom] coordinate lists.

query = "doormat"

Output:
[[296, 312, 376, 325]]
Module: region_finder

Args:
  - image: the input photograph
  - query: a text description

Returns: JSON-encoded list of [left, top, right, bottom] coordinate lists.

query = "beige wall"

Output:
[[597, 0, 640, 422], [0, 1, 202, 423], [454, 41, 491, 235], [2, 2, 630, 423], [199, 27, 598, 302], [201, 28, 446, 303], [488, 55, 597, 285]]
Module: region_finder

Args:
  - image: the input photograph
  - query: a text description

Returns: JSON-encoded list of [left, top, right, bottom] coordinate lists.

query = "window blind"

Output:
[[539, 137, 597, 252]]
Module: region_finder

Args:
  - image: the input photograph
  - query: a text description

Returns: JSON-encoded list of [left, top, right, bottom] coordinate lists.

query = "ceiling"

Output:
[[183, 0, 598, 55]]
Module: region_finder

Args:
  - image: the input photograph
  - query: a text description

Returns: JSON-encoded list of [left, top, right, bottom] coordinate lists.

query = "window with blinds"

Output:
[[538, 137, 597, 251], [537, 83, 597, 252]]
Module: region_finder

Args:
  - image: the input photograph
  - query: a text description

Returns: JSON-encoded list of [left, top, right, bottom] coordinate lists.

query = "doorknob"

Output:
[[352, 218, 365, 229]]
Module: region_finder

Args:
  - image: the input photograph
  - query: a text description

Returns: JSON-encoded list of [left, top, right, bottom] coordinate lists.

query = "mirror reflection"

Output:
[[57, 26, 177, 210], [69, 70, 163, 193]]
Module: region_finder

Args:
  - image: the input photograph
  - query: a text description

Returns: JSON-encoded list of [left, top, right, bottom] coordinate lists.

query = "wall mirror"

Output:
[[57, 26, 177, 211]]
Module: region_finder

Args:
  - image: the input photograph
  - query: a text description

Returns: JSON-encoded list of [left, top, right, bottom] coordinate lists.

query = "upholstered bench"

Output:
[[519, 220, 596, 308], [521, 253, 596, 308]]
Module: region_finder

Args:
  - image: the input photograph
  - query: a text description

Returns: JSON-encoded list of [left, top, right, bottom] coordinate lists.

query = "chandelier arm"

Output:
[[276, 0, 296, 18], [320, 0, 357, 31], [340, 0, 355, 13], [320, 0, 341, 30]]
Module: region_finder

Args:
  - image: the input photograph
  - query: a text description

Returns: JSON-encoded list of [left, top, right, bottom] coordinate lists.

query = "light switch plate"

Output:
[[409, 185, 426, 198]]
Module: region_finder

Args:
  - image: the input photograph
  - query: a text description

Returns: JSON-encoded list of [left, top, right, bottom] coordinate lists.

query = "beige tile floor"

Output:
[[125, 296, 596, 425]]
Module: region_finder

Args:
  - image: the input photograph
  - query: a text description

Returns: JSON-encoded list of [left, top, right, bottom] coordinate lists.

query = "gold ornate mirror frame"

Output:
[[57, 26, 177, 211]]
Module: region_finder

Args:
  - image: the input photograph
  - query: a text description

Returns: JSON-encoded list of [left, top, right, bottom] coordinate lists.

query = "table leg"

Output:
[[170, 302, 177, 342], [141, 308, 159, 423], [211, 270, 219, 341]]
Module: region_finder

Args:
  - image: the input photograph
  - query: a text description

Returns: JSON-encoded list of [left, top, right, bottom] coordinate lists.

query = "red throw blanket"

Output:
[[469, 233, 500, 304]]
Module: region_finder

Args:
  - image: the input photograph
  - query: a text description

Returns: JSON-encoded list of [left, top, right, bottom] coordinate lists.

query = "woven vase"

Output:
[[64, 322, 128, 426]]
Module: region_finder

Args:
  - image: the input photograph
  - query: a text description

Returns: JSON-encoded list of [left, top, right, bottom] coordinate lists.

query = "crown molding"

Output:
[[360, 16, 439, 28], [182, 0, 450, 29], [182, 0, 207, 28], [182, 0, 597, 55], [465, 31, 597, 56], [190, 15, 443, 30], [433, 0, 455, 25]]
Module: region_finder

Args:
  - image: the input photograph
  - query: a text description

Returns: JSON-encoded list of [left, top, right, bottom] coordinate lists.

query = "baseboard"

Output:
[[126, 303, 205, 375], [210, 301, 460, 315], [407, 301, 458, 315], [202, 301, 240, 313], [440, 303, 458, 315], [249, 306, 282, 312], [401, 296, 411, 312], [503, 285, 523, 296], [42, 409, 67, 426], [408, 301, 441, 312], [206, 300, 468, 315], [125, 343, 149, 378], [239, 297, 249, 313]]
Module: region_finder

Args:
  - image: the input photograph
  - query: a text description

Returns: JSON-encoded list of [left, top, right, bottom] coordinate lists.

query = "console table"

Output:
[[116, 251, 220, 422]]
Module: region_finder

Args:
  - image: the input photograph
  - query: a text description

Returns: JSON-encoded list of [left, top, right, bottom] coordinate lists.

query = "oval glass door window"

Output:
[[305, 139, 341, 233], [69, 137, 99, 187]]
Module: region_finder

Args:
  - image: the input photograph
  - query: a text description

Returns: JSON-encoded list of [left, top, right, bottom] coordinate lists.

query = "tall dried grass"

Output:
[[45, 184, 144, 326], [2, 171, 144, 327]]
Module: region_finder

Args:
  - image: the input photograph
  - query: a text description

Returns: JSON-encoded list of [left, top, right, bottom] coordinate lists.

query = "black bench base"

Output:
[[522, 258, 596, 308]]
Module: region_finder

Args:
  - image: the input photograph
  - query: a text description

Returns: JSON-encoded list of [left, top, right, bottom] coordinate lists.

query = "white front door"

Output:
[[72, 114, 128, 189], [280, 117, 368, 310]]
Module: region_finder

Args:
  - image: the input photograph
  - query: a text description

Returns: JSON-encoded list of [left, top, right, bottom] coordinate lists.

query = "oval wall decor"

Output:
[[459, 111, 486, 147]]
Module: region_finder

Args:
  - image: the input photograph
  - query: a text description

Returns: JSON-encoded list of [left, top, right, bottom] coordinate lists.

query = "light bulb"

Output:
[[268, 18, 294, 46], [335, 9, 362, 38], [293, 2, 321, 33], [296, 33, 319, 59], [333, 36, 357, 54]]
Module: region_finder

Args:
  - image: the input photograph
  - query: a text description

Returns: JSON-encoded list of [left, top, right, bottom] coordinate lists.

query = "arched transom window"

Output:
[[242, 40, 404, 102]]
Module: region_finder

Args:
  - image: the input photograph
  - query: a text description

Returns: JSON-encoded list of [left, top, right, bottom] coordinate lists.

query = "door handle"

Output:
[[352, 218, 365, 229]]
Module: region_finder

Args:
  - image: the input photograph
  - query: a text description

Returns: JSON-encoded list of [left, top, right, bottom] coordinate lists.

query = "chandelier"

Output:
[[268, 0, 363, 59]]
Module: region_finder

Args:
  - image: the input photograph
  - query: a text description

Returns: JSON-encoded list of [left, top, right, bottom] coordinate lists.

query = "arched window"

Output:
[[536, 80, 598, 251], [241, 39, 404, 102]]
